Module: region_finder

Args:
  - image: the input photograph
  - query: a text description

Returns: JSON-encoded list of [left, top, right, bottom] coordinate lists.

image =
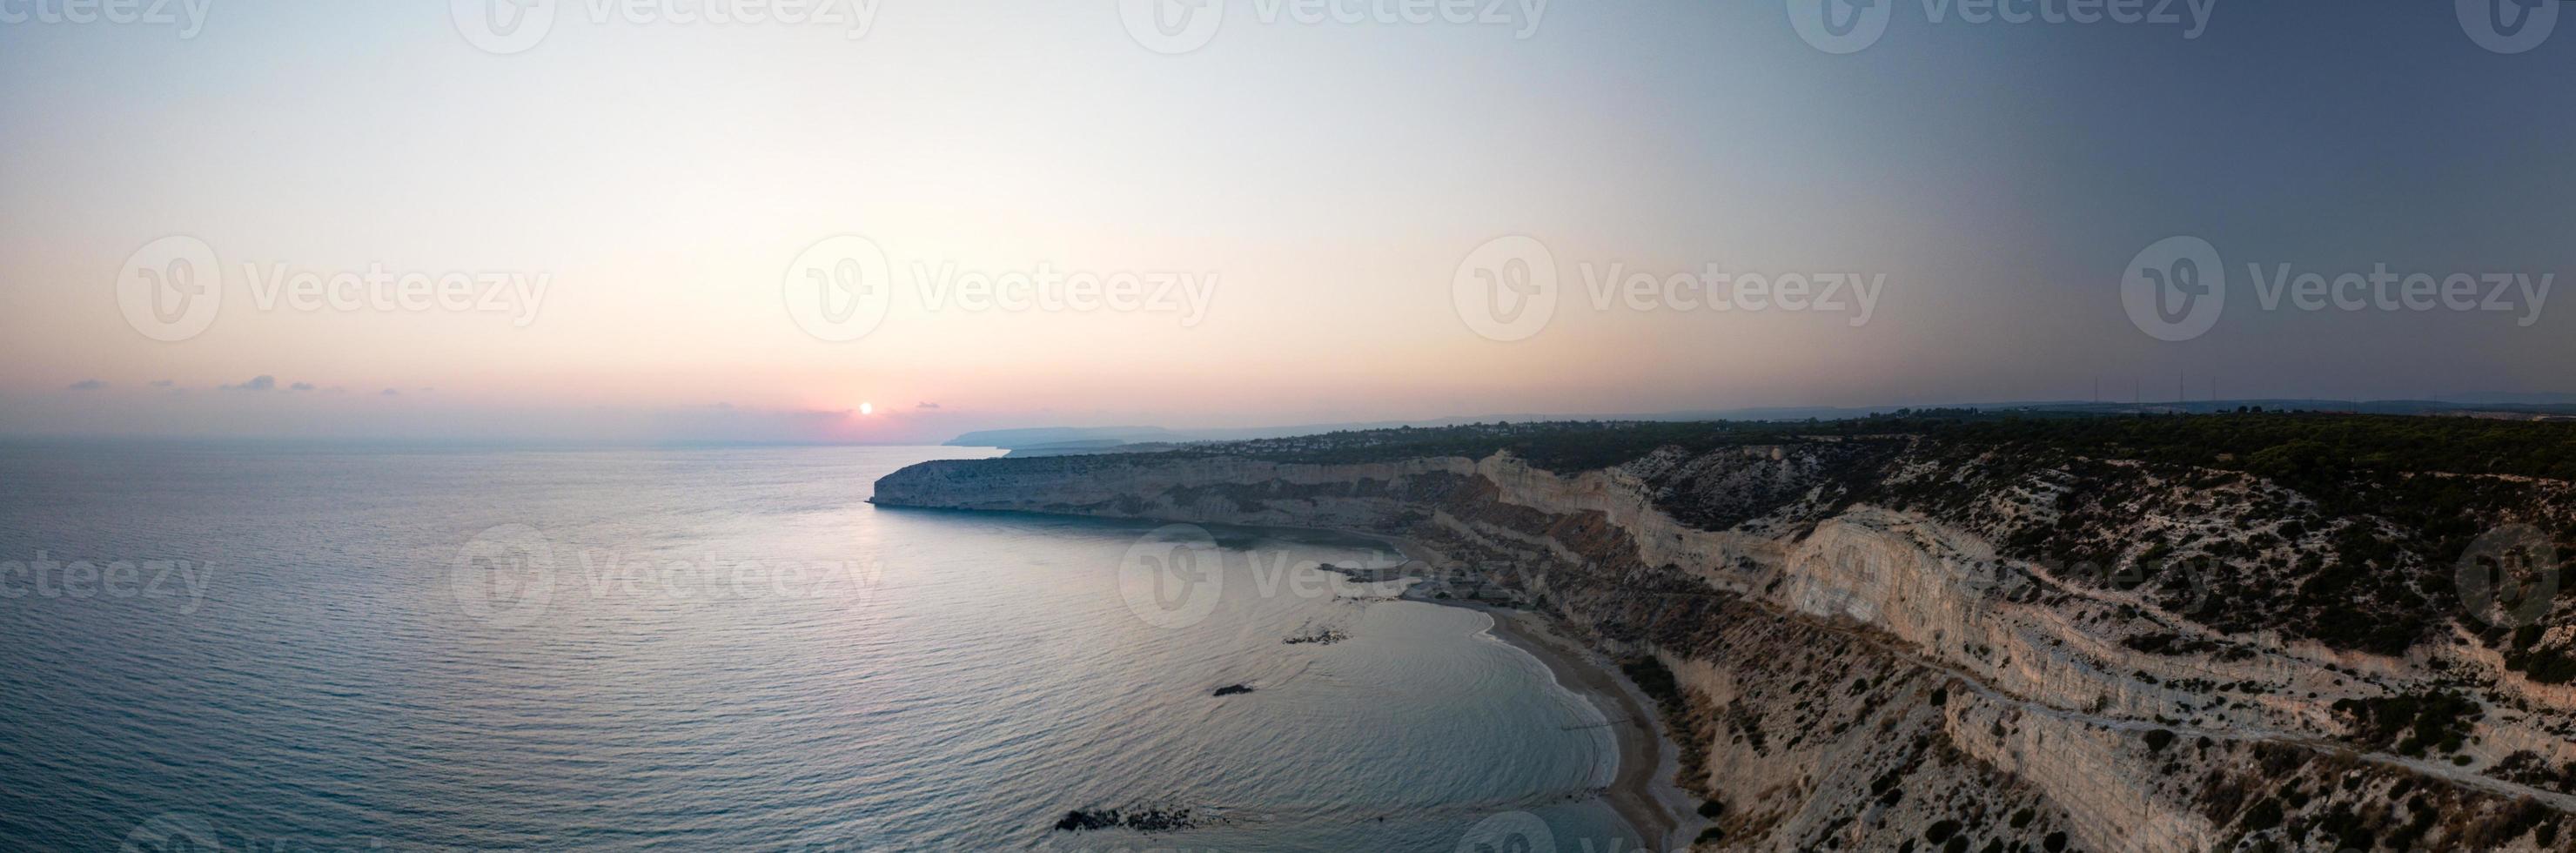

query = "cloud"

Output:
[[916, 401, 941, 409], [151, 379, 174, 387], [290, 382, 316, 392], [66, 379, 106, 391], [223, 375, 278, 391], [381, 388, 401, 396]]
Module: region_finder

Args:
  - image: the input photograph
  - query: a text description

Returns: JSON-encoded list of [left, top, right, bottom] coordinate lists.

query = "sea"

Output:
[[0, 443, 1641, 851]]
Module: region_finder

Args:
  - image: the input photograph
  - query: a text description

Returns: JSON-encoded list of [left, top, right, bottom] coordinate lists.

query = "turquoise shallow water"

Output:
[[0, 444, 1639, 851]]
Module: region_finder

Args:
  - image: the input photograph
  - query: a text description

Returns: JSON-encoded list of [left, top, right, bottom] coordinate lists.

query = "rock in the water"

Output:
[[1051, 807, 1210, 833], [1283, 629, 1348, 646]]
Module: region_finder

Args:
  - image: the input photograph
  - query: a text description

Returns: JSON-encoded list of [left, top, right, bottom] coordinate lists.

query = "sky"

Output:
[[2, 0, 2571, 444]]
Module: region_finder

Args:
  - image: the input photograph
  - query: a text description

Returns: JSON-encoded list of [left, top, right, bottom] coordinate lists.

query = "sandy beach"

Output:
[[1338, 532, 1694, 850], [1440, 597, 1691, 851]]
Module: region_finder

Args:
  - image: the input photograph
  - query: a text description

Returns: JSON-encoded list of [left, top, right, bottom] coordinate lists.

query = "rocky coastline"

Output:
[[872, 429, 2576, 852]]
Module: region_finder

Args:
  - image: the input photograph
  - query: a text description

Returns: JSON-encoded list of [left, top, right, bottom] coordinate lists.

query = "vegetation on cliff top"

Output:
[[1161, 410, 2576, 483], [1125, 412, 2576, 658]]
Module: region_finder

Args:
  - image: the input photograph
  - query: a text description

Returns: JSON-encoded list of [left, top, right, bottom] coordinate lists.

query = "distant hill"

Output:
[[945, 399, 2576, 451], [943, 426, 1188, 449]]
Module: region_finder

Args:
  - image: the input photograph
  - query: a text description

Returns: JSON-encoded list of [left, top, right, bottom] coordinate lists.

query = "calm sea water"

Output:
[[0, 444, 1636, 851]]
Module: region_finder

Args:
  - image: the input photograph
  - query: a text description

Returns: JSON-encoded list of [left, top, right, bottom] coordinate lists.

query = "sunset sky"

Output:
[[3, 1, 2571, 444]]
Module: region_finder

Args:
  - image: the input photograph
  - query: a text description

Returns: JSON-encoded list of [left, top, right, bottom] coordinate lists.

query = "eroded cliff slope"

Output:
[[873, 418, 2576, 853]]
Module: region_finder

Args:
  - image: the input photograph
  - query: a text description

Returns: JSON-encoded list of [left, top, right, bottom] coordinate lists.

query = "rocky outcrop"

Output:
[[1052, 805, 1214, 833], [874, 444, 2576, 852]]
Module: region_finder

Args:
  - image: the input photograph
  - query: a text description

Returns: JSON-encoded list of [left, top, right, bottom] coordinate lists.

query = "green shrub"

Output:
[[2143, 729, 2177, 753]]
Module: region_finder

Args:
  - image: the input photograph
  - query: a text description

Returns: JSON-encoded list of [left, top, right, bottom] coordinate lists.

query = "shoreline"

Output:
[[876, 509, 1699, 848], [1433, 595, 1690, 850], [1356, 534, 1694, 852]]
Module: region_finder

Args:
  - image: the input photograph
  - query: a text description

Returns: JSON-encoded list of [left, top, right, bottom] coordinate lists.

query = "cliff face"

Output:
[[872, 444, 2576, 853]]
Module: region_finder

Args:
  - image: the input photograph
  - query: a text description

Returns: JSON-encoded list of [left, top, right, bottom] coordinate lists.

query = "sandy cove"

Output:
[[1079, 519, 1704, 850], [1354, 532, 1699, 852], [1422, 596, 1695, 852]]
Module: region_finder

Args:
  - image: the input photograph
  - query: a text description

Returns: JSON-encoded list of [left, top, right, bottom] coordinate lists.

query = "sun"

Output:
[[860, 401, 875, 416]]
